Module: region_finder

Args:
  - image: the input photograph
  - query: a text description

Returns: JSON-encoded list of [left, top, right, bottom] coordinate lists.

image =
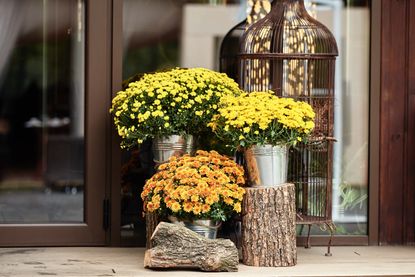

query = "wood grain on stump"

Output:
[[242, 183, 297, 267], [145, 212, 160, 249], [144, 222, 239, 272]]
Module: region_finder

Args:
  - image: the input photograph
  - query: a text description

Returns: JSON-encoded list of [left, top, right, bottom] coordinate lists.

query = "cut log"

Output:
[[145, 212, 160, 249], [144, 222, 239, 272], [242, 183, 297, 267]]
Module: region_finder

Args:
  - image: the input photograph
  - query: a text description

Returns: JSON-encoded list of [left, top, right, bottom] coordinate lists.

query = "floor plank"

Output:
[[0, 246, 414, 276]]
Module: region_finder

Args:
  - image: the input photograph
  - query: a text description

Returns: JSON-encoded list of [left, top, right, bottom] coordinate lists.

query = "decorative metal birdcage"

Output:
[[220, 0, 271, 83], [237, 0, 338, 255], [220, 0, 271, 166]]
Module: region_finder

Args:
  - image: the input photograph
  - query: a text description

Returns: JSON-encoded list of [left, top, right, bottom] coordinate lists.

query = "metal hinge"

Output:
[[103, 199, 111, 230]]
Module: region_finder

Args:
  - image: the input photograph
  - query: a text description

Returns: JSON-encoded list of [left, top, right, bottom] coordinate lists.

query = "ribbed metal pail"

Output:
[[152, 135, 194, 164], [183, 219, 219, 239], [244, 144, 288, 187]]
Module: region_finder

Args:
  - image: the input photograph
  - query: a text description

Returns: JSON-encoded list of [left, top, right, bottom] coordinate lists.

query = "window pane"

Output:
[[121, 0, 370, 243], [333, 0, 370, 235], [299, 0, 370, 236], [121, 0, 244, 245], [0, 0, 85, 223]]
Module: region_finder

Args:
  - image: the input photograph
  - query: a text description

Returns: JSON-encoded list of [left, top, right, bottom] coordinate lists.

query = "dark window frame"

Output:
[[0, 0, 112, 246]]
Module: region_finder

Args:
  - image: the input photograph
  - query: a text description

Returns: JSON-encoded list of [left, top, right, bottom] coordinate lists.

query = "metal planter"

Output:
[[183, 219, 220, 239], [152, 135, 194, 164], [244, 144, 288, 187], [169, 216, 220, 239]]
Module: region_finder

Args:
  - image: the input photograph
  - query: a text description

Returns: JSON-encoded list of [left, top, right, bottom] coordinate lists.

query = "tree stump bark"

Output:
[[242, 183, 297, 267], [144, 222, 239, 272], [145, 212, 160, 249]]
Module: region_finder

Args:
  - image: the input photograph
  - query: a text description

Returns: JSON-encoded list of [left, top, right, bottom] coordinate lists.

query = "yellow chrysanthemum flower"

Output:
[[209, 91, 315, 148], [110, 68, 241, 149]]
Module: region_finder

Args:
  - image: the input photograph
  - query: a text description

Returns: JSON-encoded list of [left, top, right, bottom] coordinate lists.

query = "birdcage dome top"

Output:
[[240, 0, 338, 57]]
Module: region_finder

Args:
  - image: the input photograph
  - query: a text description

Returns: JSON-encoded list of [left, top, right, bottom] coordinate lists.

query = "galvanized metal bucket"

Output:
[[152, 135, 194, 164], [244, 144, 288, 187], [183, 219, 220, 239], [169, 216, 220, 239]]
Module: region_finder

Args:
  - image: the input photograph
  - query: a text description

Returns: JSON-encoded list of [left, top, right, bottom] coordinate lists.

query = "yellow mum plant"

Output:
[[110, 68, 242, 149], [209, 91, 315, 148], [141, 150, 245, 222]]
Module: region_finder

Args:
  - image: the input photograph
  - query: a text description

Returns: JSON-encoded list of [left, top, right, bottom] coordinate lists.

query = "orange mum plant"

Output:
[[141, 150, 246, 222]]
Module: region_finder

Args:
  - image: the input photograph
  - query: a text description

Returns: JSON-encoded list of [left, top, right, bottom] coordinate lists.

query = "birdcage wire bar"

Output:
[[235, 0, 338, 255], [220, 20, 246, 84]]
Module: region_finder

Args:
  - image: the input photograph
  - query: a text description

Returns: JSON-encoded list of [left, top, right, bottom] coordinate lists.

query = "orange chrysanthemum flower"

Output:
[[141, 150, 246, 222]]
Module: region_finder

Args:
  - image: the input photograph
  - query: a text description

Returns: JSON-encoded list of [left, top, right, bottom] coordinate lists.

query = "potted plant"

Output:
[[141, 150, 245, 238], [110, 68, 241, 163], [209, 91, 315, 186]]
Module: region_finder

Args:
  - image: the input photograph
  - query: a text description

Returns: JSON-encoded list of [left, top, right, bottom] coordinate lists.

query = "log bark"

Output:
[[144, 222, 239, 272], [242, 183, 297, 267], [145, 212, 160, 249]]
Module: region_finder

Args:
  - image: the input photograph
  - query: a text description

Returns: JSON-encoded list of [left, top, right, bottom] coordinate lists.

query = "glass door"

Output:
[[0, 0, 110, 246]]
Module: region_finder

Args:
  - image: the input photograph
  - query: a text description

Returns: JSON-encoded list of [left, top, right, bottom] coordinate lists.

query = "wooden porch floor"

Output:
[[0, 246, 414, 276]]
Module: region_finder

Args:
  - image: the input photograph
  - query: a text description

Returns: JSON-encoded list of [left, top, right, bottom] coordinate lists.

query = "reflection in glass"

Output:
[[121, 0, 370, 243], [0, 0, 85, 223], [121, 0, 244, 245], [121, 0, 182, 246], [299, 0, 370, 235]]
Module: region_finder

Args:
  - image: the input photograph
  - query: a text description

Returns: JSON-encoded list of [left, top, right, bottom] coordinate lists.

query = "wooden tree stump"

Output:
[[242, 183, 297, 267], [145, 212, 160, 249], [144, 222, 239, 272]]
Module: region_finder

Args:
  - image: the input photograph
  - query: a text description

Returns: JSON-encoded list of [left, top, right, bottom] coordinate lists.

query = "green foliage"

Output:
[[339, 183, 368, 211]]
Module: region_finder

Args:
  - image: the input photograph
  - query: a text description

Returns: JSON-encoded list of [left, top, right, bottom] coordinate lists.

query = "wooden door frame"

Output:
[[368, 0, 381, 246], [0, 0, 112, 246], [106, 0, 378, 247], [107, 0, 415, 247], [109, 0, 123, 246], [371, 0, 415, 245]]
